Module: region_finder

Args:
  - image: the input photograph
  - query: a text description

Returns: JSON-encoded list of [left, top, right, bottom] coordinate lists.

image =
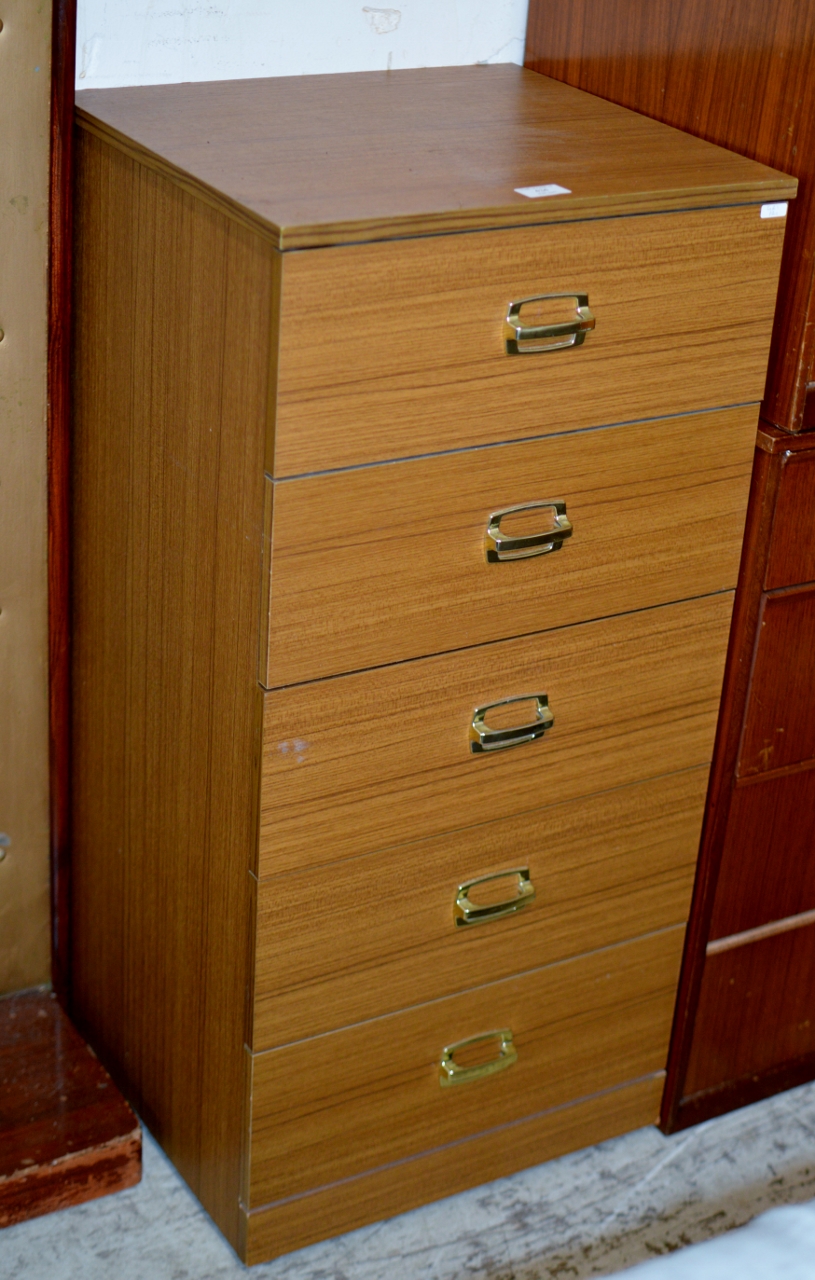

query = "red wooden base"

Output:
[[0, 988, 141, 1227], [670, 1054, 815, 1132]]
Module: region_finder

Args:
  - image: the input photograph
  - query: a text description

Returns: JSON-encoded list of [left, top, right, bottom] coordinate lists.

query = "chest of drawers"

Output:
[[69, 65, 792, 1263]]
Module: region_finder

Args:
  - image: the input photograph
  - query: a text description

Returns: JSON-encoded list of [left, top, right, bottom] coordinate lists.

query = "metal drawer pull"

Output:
[[505, 292, 595, 355], [470, 694, 553, 754], [439, 1030, 517, 1087], [455, 867, 535, 928], [486, 499, 572, 563]]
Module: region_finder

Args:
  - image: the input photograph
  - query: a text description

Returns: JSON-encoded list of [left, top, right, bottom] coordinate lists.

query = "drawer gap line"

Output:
[[259, 587, 736, 692], [269, 401, 761, 483], [243, 1071, 665, 1216], [254, 763, 709, 884], [249, 924, 684, 1055], [277, 196, 791, 252]]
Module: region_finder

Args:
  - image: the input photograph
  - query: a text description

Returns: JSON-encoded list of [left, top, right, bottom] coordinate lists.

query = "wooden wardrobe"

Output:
[[525, 0, 815, 1129]]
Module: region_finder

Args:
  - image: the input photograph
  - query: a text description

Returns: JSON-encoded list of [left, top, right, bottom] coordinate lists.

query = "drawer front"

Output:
[[253, 768, 705, 1048], [243, 1074, 663, 1263], [247, 926, 684, 1206], [263, 406, 756, 687], [259, 593, 732, 877], [272, 205, 784, 475]]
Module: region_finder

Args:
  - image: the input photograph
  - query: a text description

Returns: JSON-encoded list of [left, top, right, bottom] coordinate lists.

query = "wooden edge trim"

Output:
[[257, 477, 274, 690], [48, 0, 77, 1004], [730, 589, 769, 780], [707, 909, 815, 956], [0, 1128, 141, 1228], [757, 419, 815, 453], [264, 250, 282, 476], [74, 112, 796, 251], [736, 754, 815, 788], [668, 1054, 815, 1133], [256, 183, 800, 250], [659, 446, 782, 1131], [75, 112, 283, 248]]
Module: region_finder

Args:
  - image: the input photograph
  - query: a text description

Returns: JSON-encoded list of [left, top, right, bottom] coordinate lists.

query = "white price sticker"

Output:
[[514, 183, 571, 199], [761, 202, 788, 219]]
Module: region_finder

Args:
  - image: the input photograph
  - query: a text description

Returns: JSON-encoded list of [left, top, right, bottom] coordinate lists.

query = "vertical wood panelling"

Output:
[[737, 586, 815, 777], [48, 0, 78, 1003], [0, 0, 53, 994], [765, 452, 815, 588], [709, 771, 815, 940], [684, 925, 815, 1094], [524, 0, 814, 434], [70, 128, 272, 1247]]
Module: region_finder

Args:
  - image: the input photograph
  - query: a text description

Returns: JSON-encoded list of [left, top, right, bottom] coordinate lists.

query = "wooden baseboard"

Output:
[[666, 1054, 815, 1132], [0, 988, 141, 1227]]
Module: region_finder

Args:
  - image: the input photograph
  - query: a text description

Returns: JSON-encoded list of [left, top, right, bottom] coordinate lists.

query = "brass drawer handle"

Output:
[[439, 1030, 517, 1087], [505, 292, 595, 355], [470, 694, 553, 754], [455, 867, 535, 928], [486, 499, 573, 563]]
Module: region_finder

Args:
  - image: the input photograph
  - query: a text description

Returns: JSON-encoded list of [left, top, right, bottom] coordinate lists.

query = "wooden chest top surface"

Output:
[[75, 64, 794, 248]]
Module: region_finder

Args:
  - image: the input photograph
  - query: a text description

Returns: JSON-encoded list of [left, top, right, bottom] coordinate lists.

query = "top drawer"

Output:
[[271, 204, 785, 475]]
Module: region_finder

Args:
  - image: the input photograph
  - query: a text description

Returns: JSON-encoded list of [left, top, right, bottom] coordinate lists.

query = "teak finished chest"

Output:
[[69, 65, 793, 1263]]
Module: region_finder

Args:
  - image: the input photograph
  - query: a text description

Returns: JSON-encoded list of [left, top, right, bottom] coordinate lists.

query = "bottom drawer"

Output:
[[241, 1072, 664, 1264], [248, 926, 684, 1207]]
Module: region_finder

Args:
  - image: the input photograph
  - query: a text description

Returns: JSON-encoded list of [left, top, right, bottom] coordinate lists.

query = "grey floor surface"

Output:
[[2, 1080, 815, 1279]]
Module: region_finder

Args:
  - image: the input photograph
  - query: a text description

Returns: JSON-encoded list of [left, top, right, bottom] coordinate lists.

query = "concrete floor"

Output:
[[2, 1080, 815, 1278]]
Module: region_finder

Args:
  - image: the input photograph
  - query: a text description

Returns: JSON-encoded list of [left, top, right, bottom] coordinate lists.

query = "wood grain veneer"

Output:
[[248, 927, 683, 1206], [263, 407, 756, 686], [69, 127, 272, 1250], [524, 0, 811, 434], [240, 1072, 664, 1264], [68, 66, 789, 1256], [272, 207, 784, 476], [74, 67, 793, 251], [253, 769, 705, 1047], [259, 594, 733, 877]]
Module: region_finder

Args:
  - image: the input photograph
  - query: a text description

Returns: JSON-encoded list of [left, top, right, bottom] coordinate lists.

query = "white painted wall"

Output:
[[76, 0, 528, 89]]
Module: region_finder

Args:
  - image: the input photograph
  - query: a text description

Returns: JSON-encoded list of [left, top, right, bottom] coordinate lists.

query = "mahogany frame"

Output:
[[48, 0, 77, 1003]]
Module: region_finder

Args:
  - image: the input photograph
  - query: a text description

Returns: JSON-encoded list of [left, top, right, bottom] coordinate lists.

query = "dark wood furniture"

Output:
[[525, 0, 815, 1129], [0, 1, 142, 1232], [0, 989, 140, 1226], [49, 0, 76, 1007]]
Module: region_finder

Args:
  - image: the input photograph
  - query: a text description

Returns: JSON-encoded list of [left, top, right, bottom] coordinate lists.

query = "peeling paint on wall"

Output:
[[362, 7, 402, 35]]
